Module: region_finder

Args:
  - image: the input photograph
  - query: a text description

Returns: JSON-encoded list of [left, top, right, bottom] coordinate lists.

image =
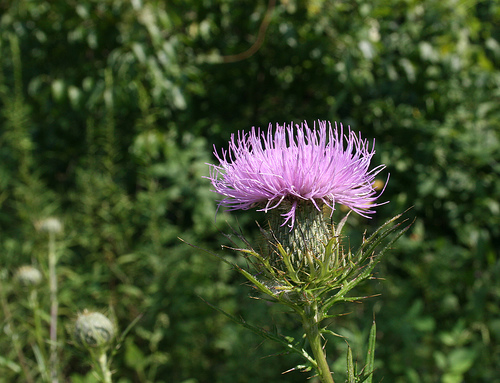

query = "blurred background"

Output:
[[0, 0, 499, 382]]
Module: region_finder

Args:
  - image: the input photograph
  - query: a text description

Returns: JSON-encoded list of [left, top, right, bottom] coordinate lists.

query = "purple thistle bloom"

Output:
[[208, 120, 387, 228]]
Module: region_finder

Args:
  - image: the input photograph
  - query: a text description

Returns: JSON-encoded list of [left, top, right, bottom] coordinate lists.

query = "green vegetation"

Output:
[[1, 0, 499, 382]]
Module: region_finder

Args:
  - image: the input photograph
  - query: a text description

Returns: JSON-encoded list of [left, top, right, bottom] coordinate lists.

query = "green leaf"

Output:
[[447, 348, 476, 374], [347, 346, 356, 383], [321, 212, 412, 316], [364, 320, 376, 383], [200, 297, 317, 369], [0, 355, 21, 373], [124, 337, 146, 371]]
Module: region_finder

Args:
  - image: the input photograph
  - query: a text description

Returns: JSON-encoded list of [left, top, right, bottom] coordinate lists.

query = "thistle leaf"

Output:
[[364, 320, 376, 383], [200, 297, 317, 368], [347, 346, 356, 383]]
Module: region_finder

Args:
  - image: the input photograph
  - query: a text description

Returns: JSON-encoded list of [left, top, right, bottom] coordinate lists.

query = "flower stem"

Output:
[[48, 231, 59, 383], [29, 289, 49, 376], [302, 303, 334, 383], [98, 352, 112, 383]]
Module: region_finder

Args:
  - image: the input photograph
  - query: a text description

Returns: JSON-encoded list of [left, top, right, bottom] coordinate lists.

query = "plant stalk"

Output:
[[29, 289, 49, 377], [48, 231, 59, 383], [98, 351, 112, 383], [302, 304, 334, 383]]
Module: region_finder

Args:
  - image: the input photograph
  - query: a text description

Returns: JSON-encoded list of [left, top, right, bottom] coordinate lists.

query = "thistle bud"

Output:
[[14, 265, 43, 287], [74, 310, 115, 349], [36, 217, 63, 234]]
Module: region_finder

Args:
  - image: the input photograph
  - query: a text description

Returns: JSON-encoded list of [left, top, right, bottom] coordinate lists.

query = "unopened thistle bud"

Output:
[[14, 265, 43, 287], [74, 311, 115, 349], [36, 217, 63, 234]]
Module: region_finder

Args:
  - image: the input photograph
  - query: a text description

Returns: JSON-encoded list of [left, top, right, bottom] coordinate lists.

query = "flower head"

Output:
[[74, 310, 115, 349], [35, 217, 63, 234], [208, 120, 387, 227], [14, 265, 43, 287]]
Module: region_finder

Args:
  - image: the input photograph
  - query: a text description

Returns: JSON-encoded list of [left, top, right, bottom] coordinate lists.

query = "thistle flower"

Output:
[[208, 120, 386, 228], [202, 120, 409, 383]]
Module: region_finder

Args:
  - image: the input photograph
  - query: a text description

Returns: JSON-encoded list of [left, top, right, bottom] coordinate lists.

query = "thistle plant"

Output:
[[13, 265, 48, 382], [71, 309, 143, 383], [36, 217, 63, 383], [73, 310, 116, 383], [205, 120, 410, 382]]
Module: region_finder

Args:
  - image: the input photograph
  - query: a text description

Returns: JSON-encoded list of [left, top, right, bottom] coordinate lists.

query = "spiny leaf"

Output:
[[347, 346, 356, 383], [364, 320, 376, 383], [354, 209, 413, 264], [333, 211, 351, 238], [277, 243, 301, 283], [321, 328, 345, 338], [199, 297, 317, 368]]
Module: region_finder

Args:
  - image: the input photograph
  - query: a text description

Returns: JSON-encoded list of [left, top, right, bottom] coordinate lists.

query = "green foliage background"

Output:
[[1, 0, 499, 382]]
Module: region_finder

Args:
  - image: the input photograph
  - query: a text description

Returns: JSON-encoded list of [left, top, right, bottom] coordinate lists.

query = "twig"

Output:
[[221, 0, 276, 63]]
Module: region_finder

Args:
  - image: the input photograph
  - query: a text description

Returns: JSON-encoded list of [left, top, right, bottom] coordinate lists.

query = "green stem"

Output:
[[98, 352, 112, 383], [29, 289, 48, 374], [302, 304, 334, 383], [48, 231, 59, 383]]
